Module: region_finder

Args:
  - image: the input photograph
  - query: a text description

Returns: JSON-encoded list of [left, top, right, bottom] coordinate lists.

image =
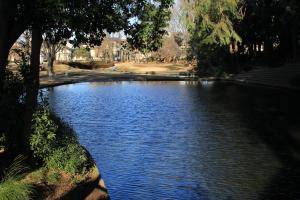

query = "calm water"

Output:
[[47, 81, 300, 200]]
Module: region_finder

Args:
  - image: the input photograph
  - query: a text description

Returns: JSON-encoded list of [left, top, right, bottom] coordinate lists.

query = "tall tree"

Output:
[[184, 0, 243, 75], [42, 27, 71, 77], [0, 0, 33, 87], [238, 0, 300, 66], [126, 0, 173, 55], [0, 0, 174, 148]]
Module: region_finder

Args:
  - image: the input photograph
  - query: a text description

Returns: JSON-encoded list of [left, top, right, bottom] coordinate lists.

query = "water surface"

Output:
[[47, 81, 300, 200]]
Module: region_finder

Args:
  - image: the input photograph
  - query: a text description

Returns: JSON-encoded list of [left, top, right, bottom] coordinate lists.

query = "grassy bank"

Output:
[[0, 105, 108, 200]]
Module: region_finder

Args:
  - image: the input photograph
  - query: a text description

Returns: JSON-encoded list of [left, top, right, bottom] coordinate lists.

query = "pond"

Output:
[[47, 81, 300, 200]]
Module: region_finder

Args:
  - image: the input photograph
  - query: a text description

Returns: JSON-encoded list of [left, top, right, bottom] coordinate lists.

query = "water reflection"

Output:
[[47, 82, 300, 200]]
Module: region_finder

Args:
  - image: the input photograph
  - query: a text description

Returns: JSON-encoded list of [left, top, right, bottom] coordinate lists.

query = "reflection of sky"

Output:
[[48, 82, 284, 200]]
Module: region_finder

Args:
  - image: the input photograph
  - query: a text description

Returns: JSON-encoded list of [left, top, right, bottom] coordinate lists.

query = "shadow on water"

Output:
[[47, 81, 300, 200], [208, 83, 300, 199]]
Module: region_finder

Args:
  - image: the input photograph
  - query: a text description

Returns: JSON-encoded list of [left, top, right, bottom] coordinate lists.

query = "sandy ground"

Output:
[[39, 62, 195, 88], [40, 62, 192, 77], [113, 62, 192, 74]]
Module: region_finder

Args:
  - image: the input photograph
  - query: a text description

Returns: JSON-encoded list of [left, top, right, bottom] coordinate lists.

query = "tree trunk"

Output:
[[291, 19, 298, 62], [47, 56, 55, 77], [47, 49, 55, 77], [0, 1, 29, 88], [0, 3, 11, 88], [22, 27, 43, 149]]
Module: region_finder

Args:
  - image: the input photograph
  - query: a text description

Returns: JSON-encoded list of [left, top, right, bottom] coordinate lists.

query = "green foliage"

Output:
[[184, 0, 300, 72], [126, 0, 174, 54], [30, 106, 90, 175], [0, 156, 32, 200], [0, 179, 32, 200], [30, 108, 58, 161], [46, 143, 88, 174], [184, 0, 243, 74], [23, 0, 174, 50], [199, 0, 242, 45], [47, 171, 61, 185]]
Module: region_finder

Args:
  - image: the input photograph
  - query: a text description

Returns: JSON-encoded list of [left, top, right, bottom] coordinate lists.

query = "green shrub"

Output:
[[46, 143, 88, 174], [30, 106, 90, 175], [30, 107, 58, 161]]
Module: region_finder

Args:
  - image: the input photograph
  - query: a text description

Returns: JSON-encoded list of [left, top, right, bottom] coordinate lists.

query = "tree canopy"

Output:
[[182, 0, 300, 75], [0, 0, 174, 149], [0, 0, 174, 75], [183, 0, 243, 74]]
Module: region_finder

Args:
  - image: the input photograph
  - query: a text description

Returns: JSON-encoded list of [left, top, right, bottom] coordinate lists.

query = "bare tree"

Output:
[[42, 39, 66, 77], [168, 0, 188, 34]]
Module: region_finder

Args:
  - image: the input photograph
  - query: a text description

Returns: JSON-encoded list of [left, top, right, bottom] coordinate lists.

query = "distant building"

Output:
[[9, 31, 186, 64], [90, 35, 126, 62], [56, 43, 73, 62]]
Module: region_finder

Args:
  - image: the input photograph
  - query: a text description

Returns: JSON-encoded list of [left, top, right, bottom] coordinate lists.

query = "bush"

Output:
[[30, 106, 90, 175], [66, 61, 114, 70], [30, 108, 58, 161], [46, 144, 88, 174], [0, 156, 32, 200], [0, 179, 32, 200]]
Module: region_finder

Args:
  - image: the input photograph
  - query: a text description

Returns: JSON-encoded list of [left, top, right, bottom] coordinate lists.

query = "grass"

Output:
[[47, 171, 61, 185], [0, 156, 33, 200], [23, 168, 46, 184], [1, 105, 96, 200], [0, 179, 32, 200], [46, 143, 88, 175]]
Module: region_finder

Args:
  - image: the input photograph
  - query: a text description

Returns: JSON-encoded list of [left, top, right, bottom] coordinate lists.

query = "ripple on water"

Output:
[[47, 82, 300, 200]]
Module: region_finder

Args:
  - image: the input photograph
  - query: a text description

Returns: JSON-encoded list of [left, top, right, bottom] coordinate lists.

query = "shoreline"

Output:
[[38, 65, 299, 200], [40, 71, 197, 88], [39, 62, 300, 91], [40, 71, 300, 93]]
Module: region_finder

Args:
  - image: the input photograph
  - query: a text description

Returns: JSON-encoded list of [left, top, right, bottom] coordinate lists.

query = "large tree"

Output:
[[184, 0, 243, 75], [0, 0, 33, 87], [126, 0, 173, 54], [42, 27, 71, 77], [0, 0, 174, 148], [184, 0, 300, 75]]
